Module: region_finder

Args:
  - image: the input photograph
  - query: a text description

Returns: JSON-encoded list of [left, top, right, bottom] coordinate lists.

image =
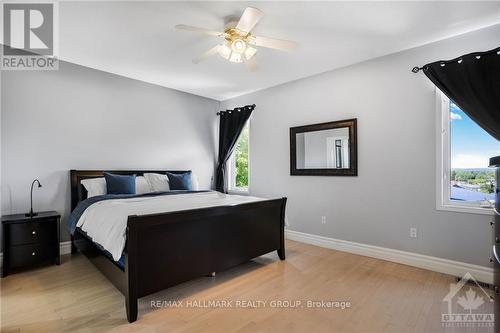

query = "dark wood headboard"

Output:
[[70, 170, 191, 211]]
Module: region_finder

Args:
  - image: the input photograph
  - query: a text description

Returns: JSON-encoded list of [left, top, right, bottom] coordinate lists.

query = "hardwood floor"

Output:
[[0, 240, 493, 333]]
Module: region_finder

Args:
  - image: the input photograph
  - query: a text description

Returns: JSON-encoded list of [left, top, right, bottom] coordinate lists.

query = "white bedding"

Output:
[[76, 191, 267, 261]]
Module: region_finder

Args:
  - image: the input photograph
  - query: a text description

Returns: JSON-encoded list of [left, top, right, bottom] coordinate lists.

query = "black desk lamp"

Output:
[[26, 179, 42, 217]]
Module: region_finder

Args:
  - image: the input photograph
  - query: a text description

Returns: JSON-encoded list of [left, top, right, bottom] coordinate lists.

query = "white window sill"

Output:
[[228, 189, 250, 196], [437, 203, 494, 216]]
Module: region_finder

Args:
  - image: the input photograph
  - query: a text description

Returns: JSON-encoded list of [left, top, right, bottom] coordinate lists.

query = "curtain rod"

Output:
[[411, 46, 500, 74], [412, 66, 424, 73], [217, 104, 256, 116]]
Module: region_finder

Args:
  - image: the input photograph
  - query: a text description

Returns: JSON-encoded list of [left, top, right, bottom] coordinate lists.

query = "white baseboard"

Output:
[[60, 241, 72, 255], [0, 241, 72, 270], [286, 229, 494, 284]]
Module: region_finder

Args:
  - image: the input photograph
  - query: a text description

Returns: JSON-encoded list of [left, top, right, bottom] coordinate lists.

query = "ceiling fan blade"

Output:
[[235, 7, 264, 33], [192, 45, 220, 64], [175, 24, 223, 37], [244, 56, 258, 72], [251, 35, 298, 52]]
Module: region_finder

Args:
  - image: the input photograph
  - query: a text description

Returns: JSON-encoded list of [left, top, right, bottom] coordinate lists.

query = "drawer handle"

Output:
[[31, 252, 36, 256], [32, 230, 36, 235]]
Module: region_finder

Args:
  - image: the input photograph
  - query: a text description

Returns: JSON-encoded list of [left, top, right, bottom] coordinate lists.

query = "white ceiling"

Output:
[[57, 1, 500, 101]]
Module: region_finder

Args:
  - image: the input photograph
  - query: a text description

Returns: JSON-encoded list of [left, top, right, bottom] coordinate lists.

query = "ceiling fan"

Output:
[[175, 7, 298, 71]]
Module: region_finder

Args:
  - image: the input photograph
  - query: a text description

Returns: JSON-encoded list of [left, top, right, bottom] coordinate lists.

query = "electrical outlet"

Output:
[[321, 216, 326, 224], [410, 227, 417, 238]]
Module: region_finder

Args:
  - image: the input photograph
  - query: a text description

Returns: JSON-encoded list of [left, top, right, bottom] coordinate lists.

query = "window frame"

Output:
[[227, 120, 250, 195], [436, 90, 493, 215]]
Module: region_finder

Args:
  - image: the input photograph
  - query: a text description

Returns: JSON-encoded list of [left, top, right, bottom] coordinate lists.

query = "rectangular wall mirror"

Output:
[[290, 118, 357, 176]]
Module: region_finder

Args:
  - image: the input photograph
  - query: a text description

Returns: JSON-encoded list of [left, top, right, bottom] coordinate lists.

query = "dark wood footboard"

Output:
[[125, 197, 287, 322]]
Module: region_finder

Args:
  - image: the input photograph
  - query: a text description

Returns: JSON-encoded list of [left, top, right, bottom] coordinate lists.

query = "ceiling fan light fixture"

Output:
[[218, 44, 231, 60], [231, 39, 246, 53], [244, 46, 257, 60], [229, 52, 243, 63]]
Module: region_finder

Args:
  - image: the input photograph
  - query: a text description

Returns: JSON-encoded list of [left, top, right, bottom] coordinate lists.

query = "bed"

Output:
[[69, 170, 287, 323]]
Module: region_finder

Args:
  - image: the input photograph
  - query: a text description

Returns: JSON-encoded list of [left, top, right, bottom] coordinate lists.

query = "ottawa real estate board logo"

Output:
[[2, 2, 58, 70], [442, 272, 494, 329]]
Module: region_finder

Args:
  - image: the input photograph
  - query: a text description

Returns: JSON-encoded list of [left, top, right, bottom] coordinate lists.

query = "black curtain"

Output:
[[215, 104, 255, 192], [422, 46, 500, 141]]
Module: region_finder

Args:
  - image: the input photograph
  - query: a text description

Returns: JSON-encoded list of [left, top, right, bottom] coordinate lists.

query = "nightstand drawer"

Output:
[[9, 220, 57, 246], [9, 243, 56, 268]]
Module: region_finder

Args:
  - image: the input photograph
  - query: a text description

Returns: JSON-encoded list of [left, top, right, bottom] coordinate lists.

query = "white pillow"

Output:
[[143, 173, 170, 192], [136, 176, 153, 194], [144, 172, 200, 191], [81, 177, 106, 198], [191, 173, 200, 190]]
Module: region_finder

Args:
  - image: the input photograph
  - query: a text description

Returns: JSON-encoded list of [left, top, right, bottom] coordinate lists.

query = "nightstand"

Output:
[[1, 211, 60, 277]]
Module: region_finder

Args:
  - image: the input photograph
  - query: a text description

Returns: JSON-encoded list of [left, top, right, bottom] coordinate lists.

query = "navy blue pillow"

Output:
[[104, 173, 136, 195], [166, 171, 192, 190]]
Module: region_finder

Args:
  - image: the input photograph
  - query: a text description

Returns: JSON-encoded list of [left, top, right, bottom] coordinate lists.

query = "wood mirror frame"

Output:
[[290, 118, 357, 176]]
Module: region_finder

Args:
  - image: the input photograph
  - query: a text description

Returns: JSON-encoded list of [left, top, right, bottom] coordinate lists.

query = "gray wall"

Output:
[[221, 25, 500, 267], [1, 61, 218, 242]]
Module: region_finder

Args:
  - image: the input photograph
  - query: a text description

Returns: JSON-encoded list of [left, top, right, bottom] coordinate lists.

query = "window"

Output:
[[228, 122, 250, 193], [437, 91, 499, 215]]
